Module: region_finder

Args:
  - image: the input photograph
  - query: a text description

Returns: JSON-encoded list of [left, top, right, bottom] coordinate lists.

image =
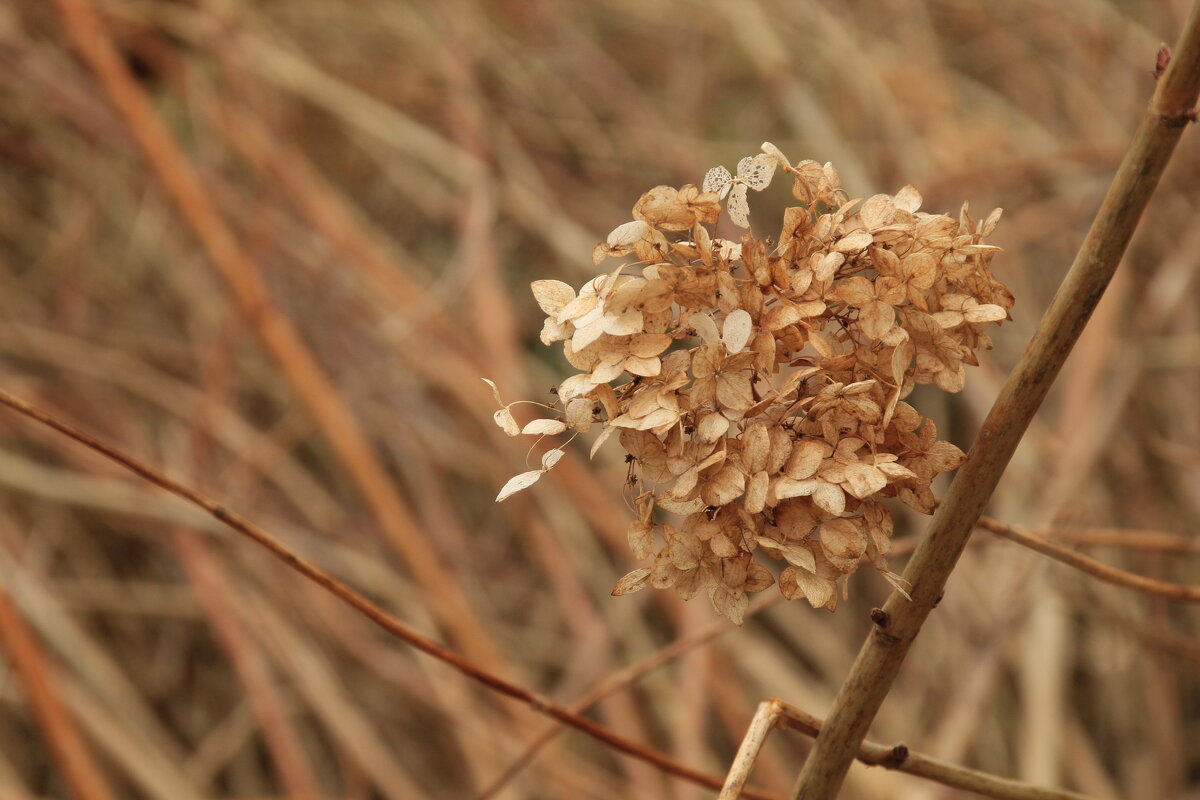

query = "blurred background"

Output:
[[0, 1, 1198, 798]]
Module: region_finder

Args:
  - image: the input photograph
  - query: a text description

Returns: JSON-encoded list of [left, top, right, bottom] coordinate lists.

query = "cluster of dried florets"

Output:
[[489, 143, 1012, 624]]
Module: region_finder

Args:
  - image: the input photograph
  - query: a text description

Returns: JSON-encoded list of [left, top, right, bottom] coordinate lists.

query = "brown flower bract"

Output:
[[492, 143, 1013, 623]]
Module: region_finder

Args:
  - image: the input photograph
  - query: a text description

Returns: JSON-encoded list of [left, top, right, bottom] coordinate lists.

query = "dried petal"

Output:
[[496, 470, 544, 502], [493, 408, 521, 437], [522, 419, 568, 436], [612, 568, 652, 596]]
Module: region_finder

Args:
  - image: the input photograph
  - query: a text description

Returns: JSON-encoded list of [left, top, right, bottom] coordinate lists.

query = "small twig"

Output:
[[977, 518, 1200, 602], [475, 593, 781, 800], [719, 701, 788, 800], [0, 388, 779, 800], [1043, 526, 1199, 553], [721, 699, 1091, 800]]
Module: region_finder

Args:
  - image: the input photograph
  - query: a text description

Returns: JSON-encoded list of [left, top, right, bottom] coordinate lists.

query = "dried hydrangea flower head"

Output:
[[489, 143, 1013, 624]]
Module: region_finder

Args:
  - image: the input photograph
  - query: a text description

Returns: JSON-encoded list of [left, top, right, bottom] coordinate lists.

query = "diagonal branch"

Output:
[[789, 7, 1200, 798], [977, 518, 1200, 602], [0, 388, 781, 800]]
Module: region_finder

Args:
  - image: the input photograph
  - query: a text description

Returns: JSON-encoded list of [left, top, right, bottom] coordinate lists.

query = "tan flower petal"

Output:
[[623, 356, 661, 377], [819, 518, 866, 560], [531, 279, 576, 315], [493, 408, 521, 437], [744, 470, 769, 514], [611, 568, 652, 596], [780, 566, 836, 609], [745, 562, 775, 592], [811, 482, 846, 516], [522, 418, 568, 436], [785, 440, 829, 479], [762, 303, 802, 331], [628, 520, 655, 559], [710, 586, 748, 625], [629, 333, 672, 358], [721, 309, 753, 354], [701, 464, 746, 506], [843, 462, 886, 498], [833, 231, 873, 253], [633, 185, 701, 232], [716, 372, 754, 410], [496, 470, 544, 502], [557, 293, 598, 324]]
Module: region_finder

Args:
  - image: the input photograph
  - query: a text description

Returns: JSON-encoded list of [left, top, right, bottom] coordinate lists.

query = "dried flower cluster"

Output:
[[489, 143, 1012, 623]]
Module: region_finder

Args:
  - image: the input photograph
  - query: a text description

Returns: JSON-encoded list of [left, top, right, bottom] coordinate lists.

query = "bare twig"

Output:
[[475, 593, 781, 800], [1042, 526, 1199, 553], [721, 699, 1091, 800], [978, 518, 1200, 602], [789, 8, 1200, 797], [0, 388, 781, 800]]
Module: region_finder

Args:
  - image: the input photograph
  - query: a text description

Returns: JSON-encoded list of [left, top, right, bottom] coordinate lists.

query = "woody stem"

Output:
[[788, 5, 1200, 798]]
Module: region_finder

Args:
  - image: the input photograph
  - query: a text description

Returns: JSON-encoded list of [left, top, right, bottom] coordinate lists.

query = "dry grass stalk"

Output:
[[50, 0, 506, 668], [0, 588, 115, 800]]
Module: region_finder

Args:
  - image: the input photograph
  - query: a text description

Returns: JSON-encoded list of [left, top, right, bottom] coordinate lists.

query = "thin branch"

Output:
[[721, 699, 1091, 800], [0, 388, 780, 800], [1043, 526, 1199, 553], [789, 8, 1200, 797], [977, 517, 1200, 602], [475, 593, 782, 800]]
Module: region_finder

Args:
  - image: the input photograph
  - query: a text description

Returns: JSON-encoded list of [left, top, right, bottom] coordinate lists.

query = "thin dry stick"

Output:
[[475, 593, 782, 800], [50, 0, 505, 669], [789, 11, 1200, 798], [721, 700, 1090, 800], [1043, 527, 1199, 553], [977, 518, 1200, 602], [0, 588, 116, 800], [0, 388, 781, 800]]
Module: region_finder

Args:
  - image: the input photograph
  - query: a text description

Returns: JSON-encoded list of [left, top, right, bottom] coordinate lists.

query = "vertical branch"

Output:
[[789, 6, 1200, 798], [719, 701, 783, 800]]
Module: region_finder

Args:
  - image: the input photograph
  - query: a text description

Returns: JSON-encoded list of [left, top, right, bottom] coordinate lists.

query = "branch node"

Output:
[[882, 744, 909, 768], [1152, 43, 1171, 78], [869, 607, 889, 627], [1162, 108, 1199, 126]]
